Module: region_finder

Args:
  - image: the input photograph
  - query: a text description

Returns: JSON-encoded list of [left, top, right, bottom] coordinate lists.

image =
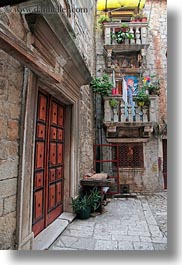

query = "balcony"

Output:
[[103, 22, 149, 53], [103, 95, 159, 138]]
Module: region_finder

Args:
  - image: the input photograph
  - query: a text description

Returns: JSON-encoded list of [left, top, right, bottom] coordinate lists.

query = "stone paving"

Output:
[[49, 192, 167, 251]]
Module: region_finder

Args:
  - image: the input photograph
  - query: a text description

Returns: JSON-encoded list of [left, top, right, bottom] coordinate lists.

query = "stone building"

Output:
[[0, 0, 167, 251], [0, 0, 95, 250], [95, 0, 167, 193]]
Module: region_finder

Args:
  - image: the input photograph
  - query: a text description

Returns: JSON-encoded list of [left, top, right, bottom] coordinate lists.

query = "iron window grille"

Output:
[[118, 143, 144, 168]]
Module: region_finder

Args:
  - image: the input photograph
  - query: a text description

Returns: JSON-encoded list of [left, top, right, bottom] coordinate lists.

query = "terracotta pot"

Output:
[[141, 17, 147, 22]]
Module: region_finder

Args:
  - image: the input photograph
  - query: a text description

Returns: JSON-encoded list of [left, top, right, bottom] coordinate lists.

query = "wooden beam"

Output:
[[0, 22, 62, 84]]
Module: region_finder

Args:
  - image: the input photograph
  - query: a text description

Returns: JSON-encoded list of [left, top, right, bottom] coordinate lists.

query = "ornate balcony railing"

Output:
[[103, 22, 148, 46], [104, 96, 158, 124]]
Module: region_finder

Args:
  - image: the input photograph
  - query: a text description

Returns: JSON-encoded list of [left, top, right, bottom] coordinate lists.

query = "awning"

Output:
[[97, 0, 146, 11]]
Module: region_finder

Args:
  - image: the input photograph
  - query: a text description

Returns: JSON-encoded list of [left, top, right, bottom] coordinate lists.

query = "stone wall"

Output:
[[0, 1, 96, 249], [79, 86, 94, 177], [72, 0, 96, 178], [0, 8, 26, 249], [119, 139, 163, 193], [144, 0, 167, 122]]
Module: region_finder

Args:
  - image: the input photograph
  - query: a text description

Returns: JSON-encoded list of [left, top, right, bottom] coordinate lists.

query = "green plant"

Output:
[[90, 74, 113, 96], [131, 13, 143, 21], [121, 22, 129, 28], [111, 30, 134, 44], [142, 75, 160, 96], [135, 89, 150, 106], [109, 98, 119, 108], [98, 15, 110, 24], [87, 187, 102, 212], [71, 195, 89, 213]]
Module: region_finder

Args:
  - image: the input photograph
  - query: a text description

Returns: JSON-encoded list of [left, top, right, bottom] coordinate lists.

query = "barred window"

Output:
[[118, 143, 144, 168]]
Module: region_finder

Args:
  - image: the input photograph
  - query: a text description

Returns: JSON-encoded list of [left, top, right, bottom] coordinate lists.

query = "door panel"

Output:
[[58, 106, 63, 126], [49, 169, 56, 183], [51, 102, 58, 125], [51, 127, 57, 140], [38, 94, 47, 122], [35, 172, 44, 189], [56, 182, 62, 204], [34, 190, 43, 220], [48, 184, 56, 210], [50, 143, 57, 165], [37, 124, 46, 139], [35, 142, 45, 169], [56, 167, 62, 180], [57, 144, 63, 164], [33, 92, 64, 237], [57, 129, 63, 141]]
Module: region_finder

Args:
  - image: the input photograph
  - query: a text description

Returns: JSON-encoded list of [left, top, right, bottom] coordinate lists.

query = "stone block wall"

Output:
[[70, 0, 96, 178], [0, 7, 27, 249], [119, 139, 163, 193], [0, 51, 24, 249], [0, 2, 96, 248], [144, 0, 167, 122], [79, 85, 94, 177]]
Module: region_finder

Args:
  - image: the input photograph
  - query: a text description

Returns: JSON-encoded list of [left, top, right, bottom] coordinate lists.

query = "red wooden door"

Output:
[[33, 92, 64, 237]]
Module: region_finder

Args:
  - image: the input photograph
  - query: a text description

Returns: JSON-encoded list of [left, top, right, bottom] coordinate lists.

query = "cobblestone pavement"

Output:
[[49, 192, 167, 251]]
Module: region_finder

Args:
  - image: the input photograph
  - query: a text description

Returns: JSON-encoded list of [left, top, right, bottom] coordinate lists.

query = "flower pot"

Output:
[[141, 17, 147, 22], [121, 27, 129, 33], [77, 206, 91, 220]]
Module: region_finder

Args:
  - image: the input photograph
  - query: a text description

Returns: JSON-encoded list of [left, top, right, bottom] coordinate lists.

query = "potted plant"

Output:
[[109, 98, 119, 109], [135, 89, 150, 107], [71, 195, 91, 219], [141, 13, 148, 22], [120, 22, 129, 32], [90, 74, 113, 97], [131, 13, 142, 22], [142, 76, 160, 95], [87, 187, 102, 213], [111, 30, 134, 44], [98, 15, 111, 25]]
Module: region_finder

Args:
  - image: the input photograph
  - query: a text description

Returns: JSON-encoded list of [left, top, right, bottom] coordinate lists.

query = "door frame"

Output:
[[16, 73, 80, 249]]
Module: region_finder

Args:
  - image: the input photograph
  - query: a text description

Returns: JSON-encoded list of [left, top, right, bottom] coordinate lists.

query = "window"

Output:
[[118, 143, 144, 168]]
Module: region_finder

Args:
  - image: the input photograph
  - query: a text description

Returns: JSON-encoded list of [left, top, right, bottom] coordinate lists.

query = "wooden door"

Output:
[[33, 91, 64, 237], [162, 139, 167, 189]]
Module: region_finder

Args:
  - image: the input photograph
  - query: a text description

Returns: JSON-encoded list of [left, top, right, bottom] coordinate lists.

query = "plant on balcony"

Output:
[[111, 29, 134, 44], [131, 13, 142, 22], [142, 76, 161, 96], [109, 98, 119, 109], [131, 12, 148, 22], [141, 13, 148, 22], [90, 74, 113, 96], [135, 89, 150, 107], [120, 22, 129, 32], [98, 15, 111, 25]]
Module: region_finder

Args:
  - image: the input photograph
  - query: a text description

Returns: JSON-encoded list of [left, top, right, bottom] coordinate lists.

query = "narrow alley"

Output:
[[49, 192, 167, 251]]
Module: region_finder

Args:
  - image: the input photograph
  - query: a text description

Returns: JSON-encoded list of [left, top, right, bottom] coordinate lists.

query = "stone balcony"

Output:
[[103, 95, 159, 138], [103, 22, 149, 53]]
